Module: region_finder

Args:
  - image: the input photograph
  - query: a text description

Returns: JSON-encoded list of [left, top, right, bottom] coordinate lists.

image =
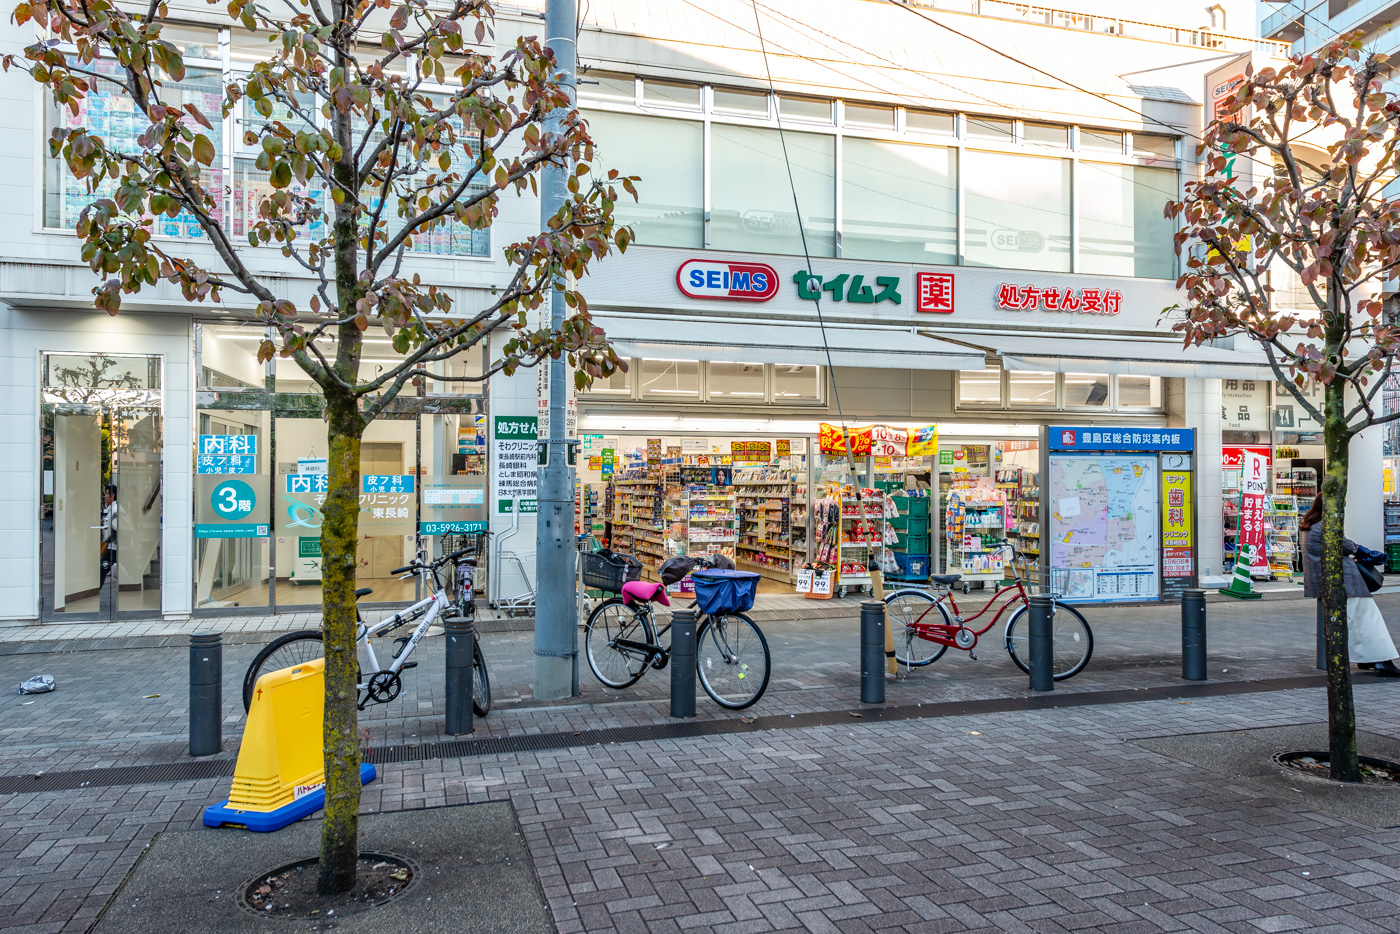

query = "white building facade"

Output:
[[4, 0, 1340, 624]]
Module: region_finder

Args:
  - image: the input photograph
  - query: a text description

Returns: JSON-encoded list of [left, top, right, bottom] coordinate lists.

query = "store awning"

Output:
[[919, 330, 1277, 380], [592, 315, 985, 370]]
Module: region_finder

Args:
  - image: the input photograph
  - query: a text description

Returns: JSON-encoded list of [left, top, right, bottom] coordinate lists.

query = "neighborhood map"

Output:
[[1048, 455, 1160, 601]]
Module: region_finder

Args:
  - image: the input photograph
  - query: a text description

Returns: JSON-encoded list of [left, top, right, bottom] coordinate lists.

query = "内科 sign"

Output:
[[197, 435, 257, 474]]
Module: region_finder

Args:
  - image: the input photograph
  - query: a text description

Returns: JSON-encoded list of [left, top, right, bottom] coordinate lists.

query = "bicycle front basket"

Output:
[[691, 569, 760, 616], [581, 551, 643, 593]]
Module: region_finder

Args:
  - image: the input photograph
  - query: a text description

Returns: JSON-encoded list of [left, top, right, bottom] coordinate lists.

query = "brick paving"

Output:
[[0, 592, 1399, 931]]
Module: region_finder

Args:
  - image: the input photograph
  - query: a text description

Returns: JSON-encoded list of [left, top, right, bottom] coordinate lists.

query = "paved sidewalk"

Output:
[[0, 591, 1396, 932]]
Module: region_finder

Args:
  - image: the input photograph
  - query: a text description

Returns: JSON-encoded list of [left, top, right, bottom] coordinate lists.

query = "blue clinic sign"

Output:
[[285, 474, 329, 494], [363, 475, 415, 494], [195, 476, 269, 538], [197, 434, 257, 474], [1048, 427, 1195, 452]]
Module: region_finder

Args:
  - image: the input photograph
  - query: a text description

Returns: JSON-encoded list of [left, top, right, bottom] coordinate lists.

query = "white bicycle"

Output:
[[241, 547, 490, 715]]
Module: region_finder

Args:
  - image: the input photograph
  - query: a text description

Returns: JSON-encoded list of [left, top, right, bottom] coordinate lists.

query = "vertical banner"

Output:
[[1241, 450, 1269, 576], [1161, 470, 1195, 600]]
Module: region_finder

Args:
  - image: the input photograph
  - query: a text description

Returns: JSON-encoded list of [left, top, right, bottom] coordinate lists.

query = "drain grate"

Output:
[[0, 674, 1332, 796]]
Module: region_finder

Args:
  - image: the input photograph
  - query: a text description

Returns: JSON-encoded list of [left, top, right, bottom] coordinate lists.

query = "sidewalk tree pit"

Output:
[[7, 0, 635, 896], [1274, 751, 1400, 787], [1168, 32, 1400, 783]]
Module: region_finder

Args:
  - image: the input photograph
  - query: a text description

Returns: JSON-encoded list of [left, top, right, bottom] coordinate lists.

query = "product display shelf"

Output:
[[887, 491, 932, 583], [1000, 468, 1042, 589], [610, 478, 664, 576], [679, 485, 737, 574], [944, 489, 1006, 590], [733, 470, 796, 583], [1266, 494, 1298, 580], [835, 490, 893, 597]]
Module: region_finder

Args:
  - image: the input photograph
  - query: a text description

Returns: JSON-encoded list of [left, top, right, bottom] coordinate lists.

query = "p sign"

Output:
[[676, 260, 779, 302]]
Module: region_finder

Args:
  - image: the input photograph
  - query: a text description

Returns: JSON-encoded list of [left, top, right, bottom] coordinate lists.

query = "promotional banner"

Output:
[[1240, 450, 1269, 576], [1161, 470, 1195, 599], [818, 423, 937, 457]]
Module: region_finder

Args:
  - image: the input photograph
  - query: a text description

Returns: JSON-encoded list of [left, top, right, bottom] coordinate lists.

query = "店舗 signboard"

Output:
[[582, 246, 1181, 332], [494, 415, 538, 514], [1044, 427, 1197, 605], [194, 434, 267, 537]]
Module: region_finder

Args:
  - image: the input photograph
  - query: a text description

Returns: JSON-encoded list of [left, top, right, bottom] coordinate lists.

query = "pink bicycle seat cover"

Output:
[[621, 581, 670, 606]]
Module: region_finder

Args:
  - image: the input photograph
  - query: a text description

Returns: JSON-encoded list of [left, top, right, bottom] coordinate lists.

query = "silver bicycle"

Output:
[[242, 547, 490, 714]]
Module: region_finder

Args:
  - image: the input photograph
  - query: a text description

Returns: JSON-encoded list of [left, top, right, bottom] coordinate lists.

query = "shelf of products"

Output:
[[812, 485, 896, 596], [998, 467, 1041, 588], [733, 468, 796, 583], [945, 483, 1006, 585], [1267, 494, 1297, 579], [609, 478, 665, 575]]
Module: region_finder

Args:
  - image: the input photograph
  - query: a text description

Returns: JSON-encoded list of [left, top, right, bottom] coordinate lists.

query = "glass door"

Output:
[[40, 353, 163, 622]]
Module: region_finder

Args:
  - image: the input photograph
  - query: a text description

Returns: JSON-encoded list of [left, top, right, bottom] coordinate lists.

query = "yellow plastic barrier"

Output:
[[203, 658, 375, 832]]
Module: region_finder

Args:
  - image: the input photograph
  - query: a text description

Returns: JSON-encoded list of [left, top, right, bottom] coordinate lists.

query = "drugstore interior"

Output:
[[573, 425, 1052, 596]]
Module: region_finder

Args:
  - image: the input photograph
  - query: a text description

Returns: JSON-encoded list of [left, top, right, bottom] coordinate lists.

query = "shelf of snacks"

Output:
[[811, 485, 897, 596], [610, 477, 665, 576], [1267, 494, 1298, 580]]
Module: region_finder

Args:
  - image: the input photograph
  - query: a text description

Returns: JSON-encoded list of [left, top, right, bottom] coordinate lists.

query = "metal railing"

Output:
[[904, 0, 1293, 56]]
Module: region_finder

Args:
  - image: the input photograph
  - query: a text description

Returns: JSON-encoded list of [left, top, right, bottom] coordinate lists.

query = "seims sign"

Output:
[[676, 260, 778, 302]]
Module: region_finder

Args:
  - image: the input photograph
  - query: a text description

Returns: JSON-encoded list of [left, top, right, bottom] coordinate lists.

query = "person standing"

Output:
[[1300, 493, 1400, 675], [98, 484, 118, 588]]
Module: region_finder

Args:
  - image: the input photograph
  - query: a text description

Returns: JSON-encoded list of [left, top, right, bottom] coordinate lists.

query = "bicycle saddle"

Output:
[[354, 587, 373, 599], [929, 574, 961, 586], [621, 581, 670, 606]]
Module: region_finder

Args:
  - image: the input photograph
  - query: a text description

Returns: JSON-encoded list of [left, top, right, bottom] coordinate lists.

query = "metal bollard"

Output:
[[1181, 588, 1207, 681], [1027, 594, 1054, 692], [189, 633, 222, 757], [860, 601, 886, 704], [1316, 600, 1326, 671], [669, 608, 697, 719], [445, 615, 475, 735]]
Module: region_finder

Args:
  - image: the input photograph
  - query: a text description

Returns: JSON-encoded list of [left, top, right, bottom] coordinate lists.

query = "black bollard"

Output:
[[1181, 588, 1207, 681], [670, 608, 697, 719], [860, 601, 886, 704], [1316, 600, 1326, 671], [1028, 594, 1054, 692], [189, 633, 222, 757], [445, 615, 475, 735]]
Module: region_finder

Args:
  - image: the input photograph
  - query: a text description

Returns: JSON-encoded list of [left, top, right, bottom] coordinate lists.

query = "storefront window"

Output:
[[46, 60, 225, 235], [639, 359, 701, 398], [273, 336, 413, 392], [772, 365, 822, 402], [1008, 370, 1056, 406], [195, 409, 271, 610], [1079, 163, 1177, 279], [708, 362, 766, 400], [579, 71, 636, 104], [779, 96, 832, 124], [841, 138, 956, 264], [233, 159, 329, 241], [1064, 373, 1110, 407], [642, 80, 701, 110], [199, 323, 268, 389], [958, 366, 1002, 405], [1117, 375, 1162, 409], [587, 110, 703, 248], [963, 151, 1071, 272], [711, 125, 835, 256], [581, 364, 632, 396]]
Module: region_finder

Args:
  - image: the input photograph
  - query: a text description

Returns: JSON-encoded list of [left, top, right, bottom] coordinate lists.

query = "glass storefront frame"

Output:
[[193, 322, 484, 616]]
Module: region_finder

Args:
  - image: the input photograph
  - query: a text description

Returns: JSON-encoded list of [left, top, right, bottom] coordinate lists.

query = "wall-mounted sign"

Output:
[[915, 272, 954, 313], [793, 271, 901, 304], [1221, 379, 1268, 432], [676, 259, 778, 301], [997, 283, 1121, 315], [197, 435, 256, 474], [1050, 427, 1194, 452]]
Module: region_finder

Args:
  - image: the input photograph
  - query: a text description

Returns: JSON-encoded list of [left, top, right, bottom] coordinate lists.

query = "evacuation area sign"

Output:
[[493, 415, 538, 514]]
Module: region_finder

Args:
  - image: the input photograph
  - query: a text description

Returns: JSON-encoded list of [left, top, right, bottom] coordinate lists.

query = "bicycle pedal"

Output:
[[969, 651, 978, 661], [400, 661, 419, 670], [650, 653, 670, 671]]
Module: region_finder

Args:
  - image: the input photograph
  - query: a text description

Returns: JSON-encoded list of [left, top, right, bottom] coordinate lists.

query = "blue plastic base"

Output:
[[202, 763, 376, 832]]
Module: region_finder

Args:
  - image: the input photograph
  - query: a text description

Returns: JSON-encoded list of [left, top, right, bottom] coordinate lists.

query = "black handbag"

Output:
[[1355, 556, 1385, 593]]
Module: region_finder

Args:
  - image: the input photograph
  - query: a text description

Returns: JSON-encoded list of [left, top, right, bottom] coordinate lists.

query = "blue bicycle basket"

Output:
[[692, 569, 760, 616]]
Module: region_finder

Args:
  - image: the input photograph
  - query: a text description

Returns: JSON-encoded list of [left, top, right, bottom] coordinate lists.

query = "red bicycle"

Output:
[[883, 540, 1093, 680]]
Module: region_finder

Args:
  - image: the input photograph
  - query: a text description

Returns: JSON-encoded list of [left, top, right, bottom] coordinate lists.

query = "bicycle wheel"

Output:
[[1004, 601, 1094, 681], [884, 590, 951, 667], [585, 598, 657, 689], [472, 638, 491, 716], [243, 630, 324, 711], [696, 613, 771, 710]]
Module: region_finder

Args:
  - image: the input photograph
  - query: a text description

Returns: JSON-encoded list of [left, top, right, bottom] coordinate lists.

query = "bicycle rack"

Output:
[[491, 505, 536, 618]]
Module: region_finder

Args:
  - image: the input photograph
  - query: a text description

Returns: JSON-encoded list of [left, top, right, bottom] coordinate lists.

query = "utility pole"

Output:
[[533, 0, 577, 700]]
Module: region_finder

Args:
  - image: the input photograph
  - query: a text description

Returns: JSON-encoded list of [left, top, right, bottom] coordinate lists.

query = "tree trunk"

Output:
[[318, 385, 365, 895], [1320, 377, 1361, 782]]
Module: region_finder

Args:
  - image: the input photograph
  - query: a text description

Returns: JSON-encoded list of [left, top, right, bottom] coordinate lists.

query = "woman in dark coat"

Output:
[[1300, 493, 1400, 675]]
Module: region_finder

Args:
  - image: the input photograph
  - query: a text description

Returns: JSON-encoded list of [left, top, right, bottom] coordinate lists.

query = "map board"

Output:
[[1048, 455, 1160, 602]]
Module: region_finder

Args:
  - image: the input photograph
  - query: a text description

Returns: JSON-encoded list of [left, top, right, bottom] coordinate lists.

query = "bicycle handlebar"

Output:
[[391, 548, 475, 577]]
